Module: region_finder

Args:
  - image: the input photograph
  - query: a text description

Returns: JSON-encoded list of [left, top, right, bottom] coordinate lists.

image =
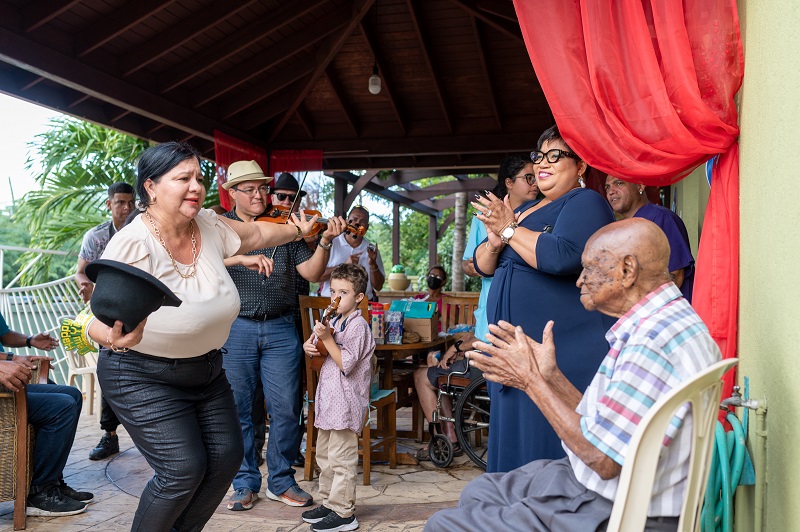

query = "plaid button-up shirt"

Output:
[[566, 282, 721, 517]]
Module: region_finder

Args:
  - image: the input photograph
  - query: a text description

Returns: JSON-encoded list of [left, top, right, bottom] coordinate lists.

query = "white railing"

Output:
[[1, 245, 83, 384]]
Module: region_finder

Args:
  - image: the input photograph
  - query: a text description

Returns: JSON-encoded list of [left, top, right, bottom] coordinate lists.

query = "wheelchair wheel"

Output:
[[454, 376, 490, 470], [428, 434, 454, 468]]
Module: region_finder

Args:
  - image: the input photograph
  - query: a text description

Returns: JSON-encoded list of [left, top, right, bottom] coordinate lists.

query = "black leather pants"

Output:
[[98, 348, 243, 532]]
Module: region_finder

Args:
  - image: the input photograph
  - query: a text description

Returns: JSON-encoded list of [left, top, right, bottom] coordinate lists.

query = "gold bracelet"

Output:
[[485, 241, 502, 254], [107, 329, 130, 353]]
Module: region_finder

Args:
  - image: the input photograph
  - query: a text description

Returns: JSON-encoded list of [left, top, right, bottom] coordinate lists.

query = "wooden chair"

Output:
[[441, 293, 479, 332], [0, 360, 50, 531], [607, 358, 738, 532], [299, 296, 397, 485]]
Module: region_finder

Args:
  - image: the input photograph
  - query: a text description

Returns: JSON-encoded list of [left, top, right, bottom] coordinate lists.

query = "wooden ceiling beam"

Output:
[[235, 82, 309, 131], [202, 13, 347, 110], [218, 57, 318, 119], [471, 17, 501, 130], [158, 0, 324, 93], [323, 68, 359, 137], [446, 0, 523, 42], [437, 210, 455, 239], [476, 0, 519, 23], [295, 104, 314, 138], [343, 170, 379, 212], [0, 27, 259, 144], [271, 130, 541, 157], [76, 0, 179, 57], [377, 170, 462, 187], [23, 0, 82, 32], [330, 171, 439, 217], [406, 0, 452, 134], [119, 0, 259, 77], [323, 155, 500, 172], [396, 176, 497, 201], [269, 0, 376, 142], [359, 22, 406, 136]]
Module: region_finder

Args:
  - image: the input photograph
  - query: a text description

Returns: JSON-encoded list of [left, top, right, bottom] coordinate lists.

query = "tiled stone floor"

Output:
[[0, 406, 477, 531]]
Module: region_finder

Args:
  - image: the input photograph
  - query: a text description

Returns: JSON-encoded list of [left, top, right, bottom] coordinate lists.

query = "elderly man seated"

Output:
[[425, 218, 721, 531]]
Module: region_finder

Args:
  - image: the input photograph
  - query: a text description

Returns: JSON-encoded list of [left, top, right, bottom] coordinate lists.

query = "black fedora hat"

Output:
[[86, 259, 182, 333], [272, 172, 307, 198]]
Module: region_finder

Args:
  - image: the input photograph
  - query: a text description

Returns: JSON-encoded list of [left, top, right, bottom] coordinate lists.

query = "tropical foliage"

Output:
[[12, 118, 218, 283]]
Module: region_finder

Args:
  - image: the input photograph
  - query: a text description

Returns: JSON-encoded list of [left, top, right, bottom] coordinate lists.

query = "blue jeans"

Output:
[[222, 315, 303, 495], [98, 348, 243, 532], [27, 384, 82, 489]]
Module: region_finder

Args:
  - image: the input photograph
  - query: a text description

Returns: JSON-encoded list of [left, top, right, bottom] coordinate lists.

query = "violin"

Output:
[[310, 295, 341, 371], [255, 205, 366, 238]]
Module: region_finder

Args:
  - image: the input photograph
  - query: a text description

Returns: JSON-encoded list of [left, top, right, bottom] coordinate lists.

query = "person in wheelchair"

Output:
[[413, 334, 481, 461]]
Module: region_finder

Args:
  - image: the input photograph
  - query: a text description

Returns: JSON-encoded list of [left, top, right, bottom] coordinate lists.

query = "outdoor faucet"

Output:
[[720, 386, 760, 411]]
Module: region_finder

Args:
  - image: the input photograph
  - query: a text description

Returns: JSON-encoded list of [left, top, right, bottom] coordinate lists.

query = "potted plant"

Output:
[[387, 264, 411, 290]]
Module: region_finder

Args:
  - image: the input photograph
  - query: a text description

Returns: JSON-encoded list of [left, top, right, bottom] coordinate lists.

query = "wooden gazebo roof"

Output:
[[0, 0, 551, 212]]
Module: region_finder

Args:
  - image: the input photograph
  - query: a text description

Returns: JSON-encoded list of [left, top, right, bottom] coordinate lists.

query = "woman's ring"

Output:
[[485, 209, 492, 217]]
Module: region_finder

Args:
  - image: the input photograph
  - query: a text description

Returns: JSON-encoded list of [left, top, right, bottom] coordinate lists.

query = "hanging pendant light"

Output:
[[368, 62, 382, 95]]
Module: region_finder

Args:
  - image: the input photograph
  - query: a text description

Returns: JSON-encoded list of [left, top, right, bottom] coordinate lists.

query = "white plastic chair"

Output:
[[64, 348, 101, 421], [606, 358, 738, 532]]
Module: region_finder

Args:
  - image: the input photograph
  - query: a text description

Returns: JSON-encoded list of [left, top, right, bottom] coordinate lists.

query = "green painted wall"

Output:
[[736, 0, 800, 530]]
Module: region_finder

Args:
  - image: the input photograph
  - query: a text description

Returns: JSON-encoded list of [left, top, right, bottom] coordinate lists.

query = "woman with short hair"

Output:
[[88, 142, 318, 531], [472, 125, 616, 473]]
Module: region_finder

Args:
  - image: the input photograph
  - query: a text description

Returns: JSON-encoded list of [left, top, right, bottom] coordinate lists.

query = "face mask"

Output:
[[427, 275, 443, 290]]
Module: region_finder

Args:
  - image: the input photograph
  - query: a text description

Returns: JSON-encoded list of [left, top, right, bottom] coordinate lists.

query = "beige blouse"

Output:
[[101, 209, 241, 358]]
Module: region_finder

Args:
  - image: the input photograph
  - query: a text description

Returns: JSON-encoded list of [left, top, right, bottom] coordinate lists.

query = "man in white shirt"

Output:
[[319, 206, 385, 300]]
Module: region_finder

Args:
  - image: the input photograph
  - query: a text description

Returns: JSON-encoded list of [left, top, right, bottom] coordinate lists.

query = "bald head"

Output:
[[577, 219, 672, 317]]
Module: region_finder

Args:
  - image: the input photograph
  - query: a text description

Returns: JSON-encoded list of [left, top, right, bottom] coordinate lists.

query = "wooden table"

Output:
[[375, 337, 449, 440]]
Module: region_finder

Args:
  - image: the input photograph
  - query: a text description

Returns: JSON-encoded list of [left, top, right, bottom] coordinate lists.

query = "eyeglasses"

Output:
[[273, 192, 298, 202], [233, 185, 269, 196], [530, 149, 580, 164], [513, 173, 537, 186]]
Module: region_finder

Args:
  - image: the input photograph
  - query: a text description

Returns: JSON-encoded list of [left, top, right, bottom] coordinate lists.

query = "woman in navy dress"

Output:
[[472, 125, 616, 473]]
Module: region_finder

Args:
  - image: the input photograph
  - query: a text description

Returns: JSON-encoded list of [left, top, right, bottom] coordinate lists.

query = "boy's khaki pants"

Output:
[[316, 428, 359, 517]]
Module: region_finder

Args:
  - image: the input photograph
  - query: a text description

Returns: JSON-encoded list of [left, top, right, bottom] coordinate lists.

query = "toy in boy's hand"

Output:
[[309, 295, 340, 371]]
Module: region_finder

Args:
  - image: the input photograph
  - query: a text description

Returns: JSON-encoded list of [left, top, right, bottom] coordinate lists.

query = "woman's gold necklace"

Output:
[[144, 211, 198, 279]]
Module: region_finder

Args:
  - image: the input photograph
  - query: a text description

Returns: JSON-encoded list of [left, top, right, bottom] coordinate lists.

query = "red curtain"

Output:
[[270, 149, 324, 176], [213, 130, 268, 211], [513, 0, 743, 394]]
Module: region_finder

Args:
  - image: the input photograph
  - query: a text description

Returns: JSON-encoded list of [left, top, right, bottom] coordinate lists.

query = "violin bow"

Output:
[[268, 170, 310, 260]]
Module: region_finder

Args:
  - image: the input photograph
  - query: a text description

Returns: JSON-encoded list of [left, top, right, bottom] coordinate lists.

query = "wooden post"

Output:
[[392, 202, 400, 265], [429, 215, 438, 268], [334, 178, 347, 217]]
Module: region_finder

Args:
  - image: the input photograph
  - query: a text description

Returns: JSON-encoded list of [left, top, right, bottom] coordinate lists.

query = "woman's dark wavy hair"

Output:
[[495, 155, 530, 198], [136, 141, 202, 209]]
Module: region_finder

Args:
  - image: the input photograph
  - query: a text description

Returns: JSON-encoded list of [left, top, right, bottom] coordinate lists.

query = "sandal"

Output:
[[415, 447, 431, 461]]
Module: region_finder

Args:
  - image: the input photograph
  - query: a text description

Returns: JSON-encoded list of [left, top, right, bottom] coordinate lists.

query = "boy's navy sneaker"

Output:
[[302, 504, 333, 523], [27, 485, 87, 516], [311, 511, 359, 531]]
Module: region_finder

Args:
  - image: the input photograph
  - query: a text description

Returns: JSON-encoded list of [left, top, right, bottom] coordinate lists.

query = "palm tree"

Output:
[[12, 117, 218, 283]]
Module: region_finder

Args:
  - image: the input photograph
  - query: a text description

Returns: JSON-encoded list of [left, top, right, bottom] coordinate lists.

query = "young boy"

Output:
[[302, 263, 375, 532]]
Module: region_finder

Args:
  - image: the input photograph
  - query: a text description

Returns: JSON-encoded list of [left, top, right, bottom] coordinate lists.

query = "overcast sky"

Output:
[[0, 93, 61, 207]]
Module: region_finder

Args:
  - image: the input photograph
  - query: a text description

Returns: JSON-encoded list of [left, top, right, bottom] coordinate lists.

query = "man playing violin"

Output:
[[319, 206, 386, 301], [220, 161, 347, 511]]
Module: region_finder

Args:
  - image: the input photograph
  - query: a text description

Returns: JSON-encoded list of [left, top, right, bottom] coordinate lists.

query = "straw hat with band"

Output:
[[221, 160, 273, 191]]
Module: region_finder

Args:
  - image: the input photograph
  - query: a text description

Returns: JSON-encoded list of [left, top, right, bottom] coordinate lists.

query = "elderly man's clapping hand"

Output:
[[467, 320, 558, 390]]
